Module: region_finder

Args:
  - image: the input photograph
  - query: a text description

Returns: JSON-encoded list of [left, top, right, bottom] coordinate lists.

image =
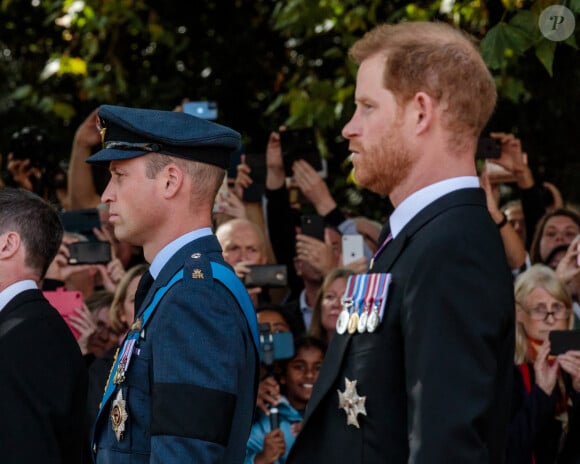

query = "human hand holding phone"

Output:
[[280, 127, 323, 177], [43, 288, 84, 339]]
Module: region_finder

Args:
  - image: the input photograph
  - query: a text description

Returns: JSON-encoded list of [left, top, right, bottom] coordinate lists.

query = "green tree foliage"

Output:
[[1, 0, 579, 215]]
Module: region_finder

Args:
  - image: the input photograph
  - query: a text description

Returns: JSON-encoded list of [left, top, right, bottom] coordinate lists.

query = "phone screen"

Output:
[[67, 241, 111, 264], [549, 329, 580, 355], [280, 127, 323, 177], [59, 208, 101, 238]]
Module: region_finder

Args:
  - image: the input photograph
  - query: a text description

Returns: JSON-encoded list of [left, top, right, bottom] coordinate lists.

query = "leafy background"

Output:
[[1, 0, 579, 222]]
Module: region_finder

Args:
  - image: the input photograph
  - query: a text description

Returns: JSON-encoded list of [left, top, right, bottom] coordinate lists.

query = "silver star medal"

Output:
[[337, 377, 367, 428], [111, 389, 129, 441]]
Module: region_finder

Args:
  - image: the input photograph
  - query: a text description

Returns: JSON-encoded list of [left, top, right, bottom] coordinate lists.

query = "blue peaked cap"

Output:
[[86, 105, 241, 169]]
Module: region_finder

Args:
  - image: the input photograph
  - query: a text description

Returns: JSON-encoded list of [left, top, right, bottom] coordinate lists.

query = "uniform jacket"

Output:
[[0, 289, 88, 464], [287, 188, 515, 464], [94, 235, 258, 463]]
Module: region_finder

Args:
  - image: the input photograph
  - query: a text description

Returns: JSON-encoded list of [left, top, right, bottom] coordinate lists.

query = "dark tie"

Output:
[[134, 270, 154, 310]]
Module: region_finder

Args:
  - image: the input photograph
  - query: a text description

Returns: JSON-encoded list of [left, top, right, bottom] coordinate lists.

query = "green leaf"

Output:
[[509, 10, 541, 42], [481, 23, 534, 69], [569, 0, 580, 14], [535, 39, 556, 76]]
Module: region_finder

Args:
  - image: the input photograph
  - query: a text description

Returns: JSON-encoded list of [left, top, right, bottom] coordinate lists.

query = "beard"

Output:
[[352, 127, 413, 196]]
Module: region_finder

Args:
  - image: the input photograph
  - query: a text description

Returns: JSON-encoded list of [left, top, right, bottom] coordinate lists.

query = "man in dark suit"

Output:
[[287, 22, 515, 464], [88, 105, 259, 463], [0, 187, 88, 463]]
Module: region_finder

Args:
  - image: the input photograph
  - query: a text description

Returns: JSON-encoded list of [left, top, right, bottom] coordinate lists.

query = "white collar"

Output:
[[389, 177, 480, 238]]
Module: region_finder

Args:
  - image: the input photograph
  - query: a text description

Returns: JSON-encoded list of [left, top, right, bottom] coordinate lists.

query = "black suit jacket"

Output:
[[0, 289, 88, 463], [288, 188, 515, 464]]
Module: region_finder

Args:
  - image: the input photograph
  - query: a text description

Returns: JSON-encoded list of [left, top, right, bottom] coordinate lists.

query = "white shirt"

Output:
[[0, 280, 38, 314], [389, 177, 480, 238]]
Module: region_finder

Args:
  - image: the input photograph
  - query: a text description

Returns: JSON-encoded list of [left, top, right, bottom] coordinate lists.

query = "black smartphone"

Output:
[[300, 214, 325, 241], [60, 208, 101, 236], [279, 127, 323, 177], [242, 152, 266, 203], [549, 329, 580, 355], [475, 137, 501, 159], [244, 264, 288, 288], [67, 241, 111, 265]]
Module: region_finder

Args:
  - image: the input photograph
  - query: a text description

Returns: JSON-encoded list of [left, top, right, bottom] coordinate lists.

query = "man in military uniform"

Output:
[[89, 105, 259, 463]]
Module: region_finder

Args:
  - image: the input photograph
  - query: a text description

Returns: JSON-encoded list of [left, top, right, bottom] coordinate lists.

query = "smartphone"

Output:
[[182, 101, 218, 120], [67, 241, 111, 264], [279, 127, 323, 177], [475, 137, 501, 159], [59, 208, 101, 236], [300, 214, 325, 241], [549, 329, 580, 355], [342, 234, 365, 265], [43, 288, 83, 339], [227, 144, 244, 180], [242, 152, 266, 203], [244, 264, 288, 288], [258, 323, 295, 364]]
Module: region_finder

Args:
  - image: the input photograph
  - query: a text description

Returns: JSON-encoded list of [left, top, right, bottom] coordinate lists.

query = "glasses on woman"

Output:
[[522, 303, 571, 321]]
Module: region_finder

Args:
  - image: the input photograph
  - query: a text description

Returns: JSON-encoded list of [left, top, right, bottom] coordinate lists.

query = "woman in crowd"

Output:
[[109, 263, 149, 342], [308, 268, 354, 345], [507, 264, 580, 463], [529, 208, 580, 265]]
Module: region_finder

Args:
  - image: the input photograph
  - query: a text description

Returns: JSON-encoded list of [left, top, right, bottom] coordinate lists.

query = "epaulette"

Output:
[[182, 251, 215, 289]]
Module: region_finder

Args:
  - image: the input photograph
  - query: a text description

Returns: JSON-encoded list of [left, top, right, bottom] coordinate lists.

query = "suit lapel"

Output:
[[302, 188, 486, 425], [303, 331, 351, 422]]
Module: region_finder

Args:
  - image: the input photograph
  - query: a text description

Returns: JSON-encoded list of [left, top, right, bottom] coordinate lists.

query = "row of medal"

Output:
[[336, 273, 392, 335]]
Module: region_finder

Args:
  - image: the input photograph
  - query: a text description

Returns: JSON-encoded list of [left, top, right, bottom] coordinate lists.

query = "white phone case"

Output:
[[342, 234, 364, 265]]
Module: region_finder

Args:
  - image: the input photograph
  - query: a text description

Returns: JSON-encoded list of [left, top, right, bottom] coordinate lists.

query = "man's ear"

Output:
[[413, 91, 435, 136], [0, 231, 21, 260], [162, 164, 184, 198]]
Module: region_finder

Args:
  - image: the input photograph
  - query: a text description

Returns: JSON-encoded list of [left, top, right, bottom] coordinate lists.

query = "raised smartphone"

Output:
[[43, 288, 83, 339], [342, 234, 365, 265]]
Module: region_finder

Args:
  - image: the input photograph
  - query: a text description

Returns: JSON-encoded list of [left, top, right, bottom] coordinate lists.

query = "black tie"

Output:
[[134, 270, 154, 310]]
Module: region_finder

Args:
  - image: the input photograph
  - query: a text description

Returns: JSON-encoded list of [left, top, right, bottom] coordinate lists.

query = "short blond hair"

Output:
[[349, 21, 496, 152]]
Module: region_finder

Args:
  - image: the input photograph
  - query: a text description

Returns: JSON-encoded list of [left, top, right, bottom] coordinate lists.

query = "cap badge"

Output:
[[96, 116, 107, 146]]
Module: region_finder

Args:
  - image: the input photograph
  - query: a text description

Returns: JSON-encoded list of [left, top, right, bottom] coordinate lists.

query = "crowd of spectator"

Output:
[[1, 99, 579, 463]]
